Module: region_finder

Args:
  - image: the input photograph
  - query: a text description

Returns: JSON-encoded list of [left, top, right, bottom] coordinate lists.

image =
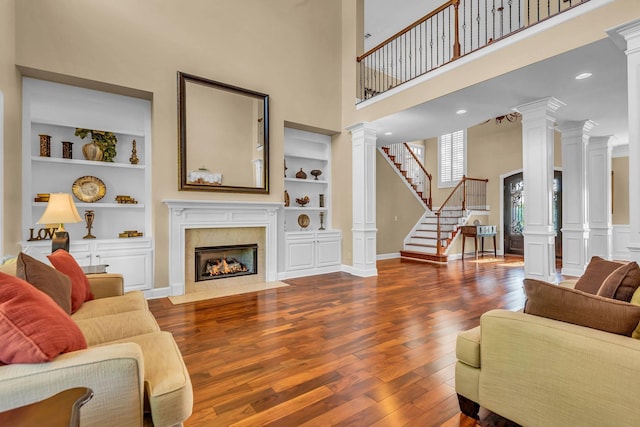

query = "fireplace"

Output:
[[194, 244, 258, 282]]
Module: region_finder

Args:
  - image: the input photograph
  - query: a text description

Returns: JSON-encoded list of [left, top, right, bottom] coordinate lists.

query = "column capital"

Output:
[[557, 120, 598, 135], [514, 97, 566, 116], [589, 135, 614, 149], [607, 18, 640, 53], [346, 121, 377, 137]]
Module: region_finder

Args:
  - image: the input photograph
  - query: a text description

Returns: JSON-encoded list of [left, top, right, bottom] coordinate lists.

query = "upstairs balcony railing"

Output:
[[357, 0, 590, 102]]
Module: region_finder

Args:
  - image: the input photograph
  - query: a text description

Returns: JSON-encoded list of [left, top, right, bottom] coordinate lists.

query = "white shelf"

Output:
[[32, 156, 145, 170], [33, 202, 144, 209], [284, 207, 327, 211], [31, 118, 145, 137], [285, 153, 329, 162], [284, 177, 328, 184]]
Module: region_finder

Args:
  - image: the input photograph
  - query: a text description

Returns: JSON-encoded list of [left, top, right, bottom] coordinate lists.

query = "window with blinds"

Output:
[[438, 129, 466, 188]]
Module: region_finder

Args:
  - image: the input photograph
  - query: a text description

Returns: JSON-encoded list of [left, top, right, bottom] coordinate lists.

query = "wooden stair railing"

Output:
[[382, 144, 433, 210], [435, 176, 488, 255], [357, 0, 590, 102]]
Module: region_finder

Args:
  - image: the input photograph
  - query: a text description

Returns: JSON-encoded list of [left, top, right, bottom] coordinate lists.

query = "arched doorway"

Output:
[[503, 171, 562, 257]]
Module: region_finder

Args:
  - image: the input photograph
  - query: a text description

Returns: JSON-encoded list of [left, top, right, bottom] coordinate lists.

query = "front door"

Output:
[[503, 171, 563, 258]]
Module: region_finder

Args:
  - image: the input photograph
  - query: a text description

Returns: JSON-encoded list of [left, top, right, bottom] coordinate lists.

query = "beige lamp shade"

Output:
[[37, 193, 82, 229]]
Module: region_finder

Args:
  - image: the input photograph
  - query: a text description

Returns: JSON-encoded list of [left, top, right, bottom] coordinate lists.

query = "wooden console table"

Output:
[[0, 387, 93, 427], [460, 225, 497, 259]]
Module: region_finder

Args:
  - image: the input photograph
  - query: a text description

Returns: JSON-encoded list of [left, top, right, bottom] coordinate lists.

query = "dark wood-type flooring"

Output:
[[149, 256, 535, 426]]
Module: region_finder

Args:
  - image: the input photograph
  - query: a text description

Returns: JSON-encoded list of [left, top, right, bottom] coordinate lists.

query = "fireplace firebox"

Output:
[[194, 244, 258, 282]]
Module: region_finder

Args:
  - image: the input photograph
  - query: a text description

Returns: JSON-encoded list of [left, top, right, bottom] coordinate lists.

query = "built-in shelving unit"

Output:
[[278, 128, 341, 279], [21, 78, 153, 291]]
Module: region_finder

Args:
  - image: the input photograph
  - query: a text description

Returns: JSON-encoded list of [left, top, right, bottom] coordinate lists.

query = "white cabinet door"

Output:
[[316, 237, 341, 268], [97, 250, 152, 291], [285, 237, 315, 271]]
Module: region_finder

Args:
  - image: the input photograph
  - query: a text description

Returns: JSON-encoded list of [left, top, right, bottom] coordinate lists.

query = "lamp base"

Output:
[[52, 231, 70, 252]]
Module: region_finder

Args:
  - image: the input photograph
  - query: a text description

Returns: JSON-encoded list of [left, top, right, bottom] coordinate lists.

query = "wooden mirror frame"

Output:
[[178, 71, 269, 193]]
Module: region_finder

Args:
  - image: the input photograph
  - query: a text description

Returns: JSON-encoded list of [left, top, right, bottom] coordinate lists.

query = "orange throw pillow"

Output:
[[0, 272, 87, 364], [47, 249, 94, 313]]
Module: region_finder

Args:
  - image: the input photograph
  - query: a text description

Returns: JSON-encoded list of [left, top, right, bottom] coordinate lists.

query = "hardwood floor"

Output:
[[148, 256, 530, 426]]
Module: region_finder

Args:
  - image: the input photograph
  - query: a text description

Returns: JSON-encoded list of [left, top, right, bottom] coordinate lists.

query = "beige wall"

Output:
[[376, 151, 425, 254], [10, 0, 342, 287], [1, 0, 21, 259], [613, 156, 630, 225]]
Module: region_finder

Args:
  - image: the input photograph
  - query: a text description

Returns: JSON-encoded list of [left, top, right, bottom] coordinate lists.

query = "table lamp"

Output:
[[37, 193, 82, 252]]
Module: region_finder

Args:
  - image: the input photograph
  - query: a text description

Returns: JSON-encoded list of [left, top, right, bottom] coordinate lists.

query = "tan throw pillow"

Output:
[[523, 278, 640, 337], [574, 256, 624, 295], [597, 262, 640, 302], [16, 252, 73, 314]]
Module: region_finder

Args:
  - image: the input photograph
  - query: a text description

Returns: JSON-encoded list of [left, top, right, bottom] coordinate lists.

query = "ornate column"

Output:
[[348, 122, 378, 277], [587, 136, 613, 259], [515, 97, 565, 283], [608, 20, 640, 261], [558, 120, 595, 276]]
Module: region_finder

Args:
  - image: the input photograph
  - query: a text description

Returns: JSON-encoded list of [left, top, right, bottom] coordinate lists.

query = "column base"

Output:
[[523, 231, 556, 283]]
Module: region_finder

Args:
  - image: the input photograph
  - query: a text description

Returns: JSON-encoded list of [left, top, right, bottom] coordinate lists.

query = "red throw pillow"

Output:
[[47, 250, 94, 313], [0, 272, 87, 364]]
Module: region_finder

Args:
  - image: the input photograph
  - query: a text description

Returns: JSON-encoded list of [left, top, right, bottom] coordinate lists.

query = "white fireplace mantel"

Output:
[[163, 199, 282, 296]]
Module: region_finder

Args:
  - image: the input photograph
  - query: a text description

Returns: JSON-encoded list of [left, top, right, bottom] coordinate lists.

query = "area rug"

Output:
[[168, 281, 289, 305]]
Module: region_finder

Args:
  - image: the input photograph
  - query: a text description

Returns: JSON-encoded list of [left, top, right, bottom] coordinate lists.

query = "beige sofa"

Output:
[[0, 265, 193, 427], [455, 308, 640, 426]]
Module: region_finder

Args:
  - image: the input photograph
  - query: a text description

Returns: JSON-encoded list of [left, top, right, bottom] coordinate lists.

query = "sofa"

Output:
[[455, 257, 640, 426], [0, 253, 193, 427]]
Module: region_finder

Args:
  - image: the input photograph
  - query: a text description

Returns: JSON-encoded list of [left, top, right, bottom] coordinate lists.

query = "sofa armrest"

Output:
[[87, 273, 124, 299], [478, 309, 640, 426], [0, 343, 145, 427]]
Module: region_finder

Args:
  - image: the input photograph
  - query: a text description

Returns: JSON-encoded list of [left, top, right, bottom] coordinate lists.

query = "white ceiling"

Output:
[[364, 1, 629, 147]]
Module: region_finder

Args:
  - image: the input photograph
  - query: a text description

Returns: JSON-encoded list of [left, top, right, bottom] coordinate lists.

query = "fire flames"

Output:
[[205, 257, 248, 276]]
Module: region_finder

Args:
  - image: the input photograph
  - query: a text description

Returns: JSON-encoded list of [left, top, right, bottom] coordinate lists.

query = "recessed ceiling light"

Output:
[[575, 72, 592, 80], [384, 131, 393, 136], [456, 109, 467, 115]]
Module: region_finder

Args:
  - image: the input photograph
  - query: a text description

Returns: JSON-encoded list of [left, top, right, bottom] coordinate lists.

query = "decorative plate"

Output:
[[297, 214, 310, 229], [72, 176, 106, 203]]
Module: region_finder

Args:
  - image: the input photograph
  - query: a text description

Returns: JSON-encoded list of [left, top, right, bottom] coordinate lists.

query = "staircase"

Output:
[[381, 143, 488, 263], [402, 208, 464, 263]]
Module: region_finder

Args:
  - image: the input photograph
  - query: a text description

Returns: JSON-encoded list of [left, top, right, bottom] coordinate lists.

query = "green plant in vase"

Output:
[[75, 128, 118, 162]]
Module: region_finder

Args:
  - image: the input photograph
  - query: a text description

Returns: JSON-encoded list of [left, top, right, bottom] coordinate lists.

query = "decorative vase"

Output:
[[82, 141, 103, 161], [284, 190, 290, 207], [319, 194, 325, 208], [129, 140, 139, 165], [83, 210, 96, 239], [61, 141, 73, 159], [295, 168, 307, 179], [39, 134, 51, 157]]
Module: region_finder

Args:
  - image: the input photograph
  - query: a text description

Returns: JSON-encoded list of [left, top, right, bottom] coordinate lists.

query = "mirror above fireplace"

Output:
[[178, 72, 269, 193]]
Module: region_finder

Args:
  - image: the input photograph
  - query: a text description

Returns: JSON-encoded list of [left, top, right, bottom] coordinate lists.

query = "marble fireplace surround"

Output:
[[163, 200, 281, 296]]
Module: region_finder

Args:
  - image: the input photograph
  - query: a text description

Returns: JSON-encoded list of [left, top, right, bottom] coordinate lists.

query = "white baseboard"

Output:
[[144, 286, 171, 300], [377, 252, 400, 260]]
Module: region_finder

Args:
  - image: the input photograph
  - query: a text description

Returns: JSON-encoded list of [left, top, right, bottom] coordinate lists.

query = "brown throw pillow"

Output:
[[16, 252, 72, 314], [523, 278, 640, 337], [574, 256, 624, 295], [597, 262, 640, 302]]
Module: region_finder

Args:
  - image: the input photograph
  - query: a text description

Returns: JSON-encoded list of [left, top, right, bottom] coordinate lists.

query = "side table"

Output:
[[0, 387, 93, 427], [460, 225, 497, 259]]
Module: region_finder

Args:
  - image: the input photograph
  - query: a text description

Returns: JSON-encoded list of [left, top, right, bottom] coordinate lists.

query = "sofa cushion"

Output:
[[596, 261, 640, 302], [74, 310, 160, 346], [524, 279, 640, 336], [574, 256, 624, 295], [0, 272, 87, 364], [106, 331, 193, 427], [48, 249, 94, 313], [71, 291, 148, 320], [16, 252, 73, 314]]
